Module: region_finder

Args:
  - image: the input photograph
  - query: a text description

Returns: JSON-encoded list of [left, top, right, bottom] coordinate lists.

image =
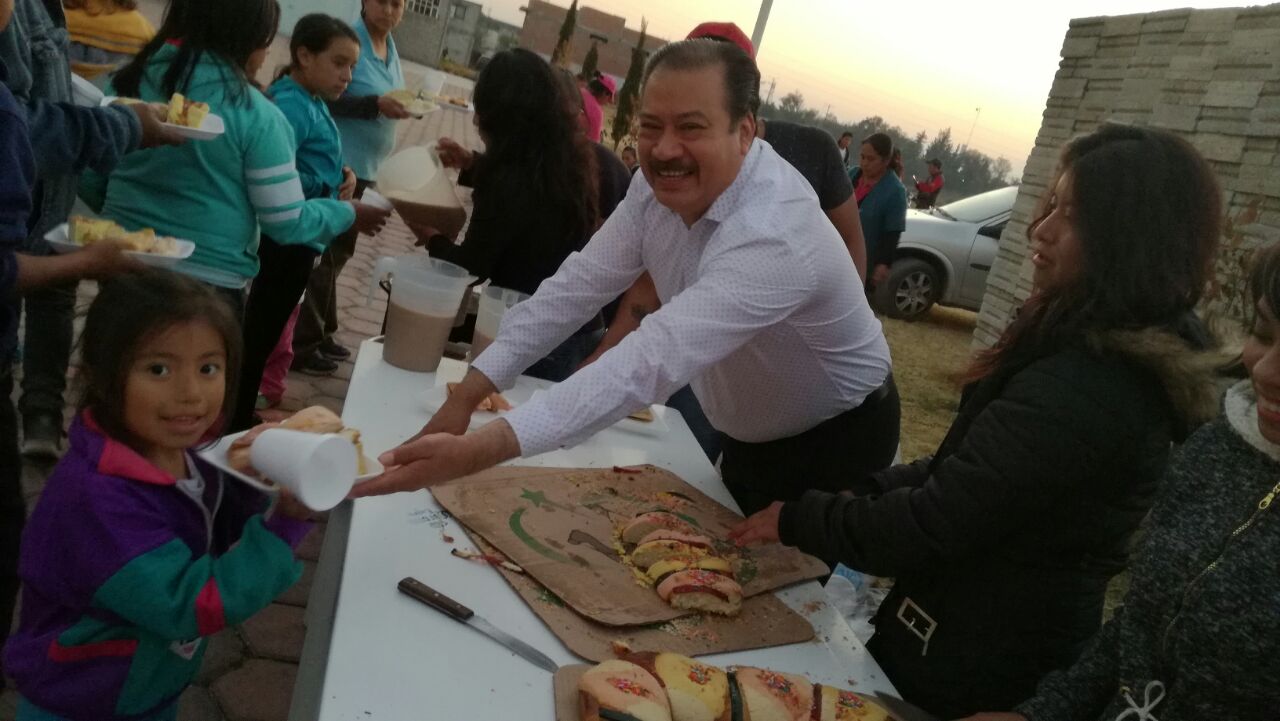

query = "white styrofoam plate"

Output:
[[43, 222, 195, 268], [197, 429, 384, 494], [71, 74, 105, 107], [101, 96, 226, 140]]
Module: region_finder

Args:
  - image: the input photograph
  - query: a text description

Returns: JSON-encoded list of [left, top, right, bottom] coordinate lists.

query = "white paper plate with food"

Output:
[[525, 390, 669, 437], [386, 89, 438, 118], [198, 407, 383, 494], [104, 92, 225, 140], [44, 220, 195, 268]]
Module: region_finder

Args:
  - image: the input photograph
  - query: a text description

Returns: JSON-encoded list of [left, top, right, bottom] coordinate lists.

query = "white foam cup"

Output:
[[361, 190, 394, 211], [249, 429, 357, 511]]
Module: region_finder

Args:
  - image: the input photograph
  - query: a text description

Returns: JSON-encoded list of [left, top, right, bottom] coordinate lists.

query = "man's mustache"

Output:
[[647, 159, 697, 174]]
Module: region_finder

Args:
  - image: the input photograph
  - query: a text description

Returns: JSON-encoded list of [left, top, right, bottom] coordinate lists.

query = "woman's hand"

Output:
[[349, 201, 392, 236], [435, 137, 474, 171], [377, 94, 412, 120], [728, 502, 784, 546], [338, 167, 358, 200], [407, 222, 446, 248]]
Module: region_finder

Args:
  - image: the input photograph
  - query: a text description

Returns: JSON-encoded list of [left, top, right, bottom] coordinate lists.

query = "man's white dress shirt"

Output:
[[472, 140, 891, 457]]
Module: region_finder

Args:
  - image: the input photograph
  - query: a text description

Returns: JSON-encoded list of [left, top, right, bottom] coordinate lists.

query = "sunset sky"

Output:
[[482, 0, 1242, 173]]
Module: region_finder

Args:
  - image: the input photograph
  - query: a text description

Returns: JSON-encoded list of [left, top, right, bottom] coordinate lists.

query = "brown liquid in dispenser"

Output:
[[384, 301, 455, 372]]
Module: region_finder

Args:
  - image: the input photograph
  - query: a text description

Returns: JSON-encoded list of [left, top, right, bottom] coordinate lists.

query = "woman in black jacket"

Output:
[[731, 125, 1225, 718], [418, 49, 604, 382]]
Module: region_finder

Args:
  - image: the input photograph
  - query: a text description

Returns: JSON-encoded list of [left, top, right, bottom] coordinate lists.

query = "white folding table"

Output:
[[290, 340, 919, 720]]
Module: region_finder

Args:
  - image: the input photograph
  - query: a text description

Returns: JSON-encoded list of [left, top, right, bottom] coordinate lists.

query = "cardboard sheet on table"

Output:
[[464, 530, 815, 663], [432, 465, 829, 626]]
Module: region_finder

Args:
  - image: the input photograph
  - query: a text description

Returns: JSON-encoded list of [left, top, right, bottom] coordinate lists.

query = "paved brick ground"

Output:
[[3, 106, 481, 719]]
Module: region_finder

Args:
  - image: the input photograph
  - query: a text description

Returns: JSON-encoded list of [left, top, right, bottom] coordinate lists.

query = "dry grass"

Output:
[[880, 306, 978, 461]]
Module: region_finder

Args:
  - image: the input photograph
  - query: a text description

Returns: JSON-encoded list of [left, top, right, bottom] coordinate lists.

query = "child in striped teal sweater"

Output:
[[78, 0, 379, 307]]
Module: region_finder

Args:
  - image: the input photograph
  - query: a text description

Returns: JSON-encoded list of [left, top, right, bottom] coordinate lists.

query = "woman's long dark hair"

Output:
[[114, 0, 280, 106], [969, 124, 1221, 380], [276, 14, 358, 83], [79, 268, 242, 451], [471, 49, 598, 247]]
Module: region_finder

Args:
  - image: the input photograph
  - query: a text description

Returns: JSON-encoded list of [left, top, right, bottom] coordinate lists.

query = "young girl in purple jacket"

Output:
[[4, 268, 312, 721]]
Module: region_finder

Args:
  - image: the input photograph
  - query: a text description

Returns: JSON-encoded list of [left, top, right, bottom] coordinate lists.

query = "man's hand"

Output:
[[350, 201, 391, 236], [408, 367, 499, 442], [339, 167, 358, 200], [351, 420, 521, 497], [131, 102, 186, 148], [872, 264, 891, 286], [377, 94, 412, 119], [728, 501, 784, 547], [435, 137, 473, 171]]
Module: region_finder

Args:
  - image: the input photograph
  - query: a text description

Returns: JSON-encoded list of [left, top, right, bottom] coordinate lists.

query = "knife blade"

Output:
[[398, 576, 559, 673]]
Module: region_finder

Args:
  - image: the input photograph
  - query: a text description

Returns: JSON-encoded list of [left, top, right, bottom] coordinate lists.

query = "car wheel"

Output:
[[874, 258, 939, 320]]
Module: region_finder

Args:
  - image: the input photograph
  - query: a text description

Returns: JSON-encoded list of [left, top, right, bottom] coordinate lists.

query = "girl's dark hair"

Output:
[[473, 49, 599, 243], [862, 132, 893, 160], [115, 0, 281, 106], [277, 14, 359, 82], [79, 268, 243, 450], [969, 123, 1222, 380], [65, 0, 139, 11], [1248, 243, 1280, 328]]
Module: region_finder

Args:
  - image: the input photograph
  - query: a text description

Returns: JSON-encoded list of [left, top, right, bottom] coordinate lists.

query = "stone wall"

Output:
[[974, 4, 1280, 347]]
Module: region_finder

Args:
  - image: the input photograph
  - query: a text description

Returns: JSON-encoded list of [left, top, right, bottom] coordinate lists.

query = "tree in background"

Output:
[[610, 19, 647, 148], [550, 0, 578, 67], [759, 92, 1015, 201], [581, 41, 600, 79]]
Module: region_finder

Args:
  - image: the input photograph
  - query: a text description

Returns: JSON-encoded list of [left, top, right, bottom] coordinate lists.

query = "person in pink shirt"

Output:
[[579, 71, 615, 142]]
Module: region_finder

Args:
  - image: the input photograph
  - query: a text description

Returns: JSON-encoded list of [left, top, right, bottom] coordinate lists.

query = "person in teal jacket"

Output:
[[4, 268, 314, 721], [232, 13, 388, 431], [79, 0, 358, 313], [293, 0, 412, 375], [850, 132, 907, 292]]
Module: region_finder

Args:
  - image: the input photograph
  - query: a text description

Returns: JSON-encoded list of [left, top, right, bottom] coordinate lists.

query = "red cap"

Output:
[[687, 21, 756, 59], [597, 74, 617, 96]]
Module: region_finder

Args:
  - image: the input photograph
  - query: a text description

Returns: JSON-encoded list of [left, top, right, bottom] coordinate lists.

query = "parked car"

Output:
[[872, 184, 1019, 320]]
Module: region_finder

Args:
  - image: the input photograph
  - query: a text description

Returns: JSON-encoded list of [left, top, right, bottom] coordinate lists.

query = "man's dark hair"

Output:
[[928, 158, 943, 169], [840, 131, 853, 139], [642, 38, 760, 127]]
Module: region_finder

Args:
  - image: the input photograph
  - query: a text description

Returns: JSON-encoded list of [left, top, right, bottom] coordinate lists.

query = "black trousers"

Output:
[[721, 375, 901, 516], [294, 180, 369, 359], [230, 238, 319, 431], [1, 364, 25, 664]]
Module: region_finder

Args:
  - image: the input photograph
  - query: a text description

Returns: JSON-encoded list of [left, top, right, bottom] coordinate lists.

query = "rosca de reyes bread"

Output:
[[227, 405, 366, 477], [578, 659, 672, 721], [578, 655, 900, 721], [617, 512, 743, 616]]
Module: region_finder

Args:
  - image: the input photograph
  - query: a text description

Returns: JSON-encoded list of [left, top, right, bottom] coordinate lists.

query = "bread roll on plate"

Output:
[[621, 511, 699, 544], [646, 556, 733, 585], [624, 652, 731, 721], [578, 659, 672, 721], [655, 569, 742, 616], [814, 684, 898, 721], [732, 667, 812, 721], [632, 540, 709, 570]]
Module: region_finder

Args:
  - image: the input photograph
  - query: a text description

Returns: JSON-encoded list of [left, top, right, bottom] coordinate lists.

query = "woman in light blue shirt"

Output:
[[293, 0, 412, 374]]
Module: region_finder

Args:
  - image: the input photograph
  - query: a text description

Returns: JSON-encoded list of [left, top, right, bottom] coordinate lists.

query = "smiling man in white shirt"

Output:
[[355, 39, 897, 511]]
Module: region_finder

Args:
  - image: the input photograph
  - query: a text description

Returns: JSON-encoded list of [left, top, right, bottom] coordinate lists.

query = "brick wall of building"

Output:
[[975, 4, 1280, 348], [517, 0, 669, 80]]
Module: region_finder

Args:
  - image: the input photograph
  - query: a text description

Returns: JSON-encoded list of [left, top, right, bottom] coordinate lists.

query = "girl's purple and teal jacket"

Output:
[[3, 413, 312, 720]]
